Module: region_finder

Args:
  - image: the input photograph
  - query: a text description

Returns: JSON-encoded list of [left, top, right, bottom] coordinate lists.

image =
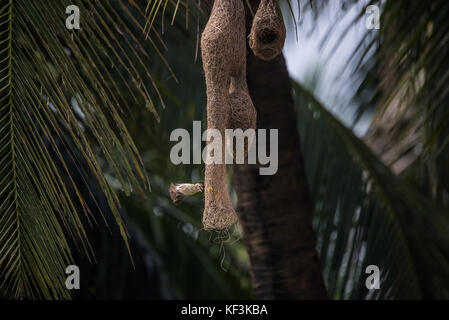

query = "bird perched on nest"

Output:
[[169, 183, 204, 204]]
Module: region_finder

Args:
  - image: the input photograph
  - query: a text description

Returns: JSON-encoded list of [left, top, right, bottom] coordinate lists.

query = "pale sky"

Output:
[[283, 0, 375, 136]]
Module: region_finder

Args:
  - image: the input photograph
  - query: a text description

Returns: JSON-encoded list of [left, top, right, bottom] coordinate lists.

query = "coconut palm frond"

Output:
[[144, 0, 205, 34], [294, 81, 449, 299], [0, 0, 166, 299], [309, 0, 449, 207]]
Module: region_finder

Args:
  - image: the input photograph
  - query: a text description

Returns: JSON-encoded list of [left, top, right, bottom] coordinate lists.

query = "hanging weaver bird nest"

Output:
[[249, 0, 286, 61], [170, 0, 286, 231], [199, 0, 255, 231]]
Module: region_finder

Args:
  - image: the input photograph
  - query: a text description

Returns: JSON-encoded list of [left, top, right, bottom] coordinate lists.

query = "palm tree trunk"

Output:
[[231, 0, 327, 298], [202, 0, 327, 299], [233, 51, 327, 300]]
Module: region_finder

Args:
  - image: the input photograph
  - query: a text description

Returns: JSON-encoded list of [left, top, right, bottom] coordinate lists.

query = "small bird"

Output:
[[169, 183, 204, 204]]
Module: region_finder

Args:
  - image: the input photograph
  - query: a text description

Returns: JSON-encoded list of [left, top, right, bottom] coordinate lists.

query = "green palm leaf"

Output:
[[0, 0, 164, 299], [308, 0, 449, 208], [294, 81, 449, 299]]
